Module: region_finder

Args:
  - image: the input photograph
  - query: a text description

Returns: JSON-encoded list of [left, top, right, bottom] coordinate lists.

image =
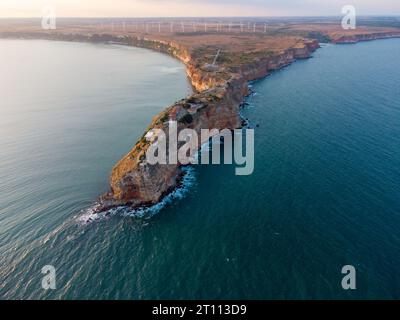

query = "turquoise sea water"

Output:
[[1, 38, 400, 299]]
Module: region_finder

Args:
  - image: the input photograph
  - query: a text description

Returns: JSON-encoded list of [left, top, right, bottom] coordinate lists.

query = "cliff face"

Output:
[[0, 31, 324, 210], [104, 75, 246, 208], [332, 31, 400, 44], [1, 28, 397, 211], [101, 38, 320, 210]]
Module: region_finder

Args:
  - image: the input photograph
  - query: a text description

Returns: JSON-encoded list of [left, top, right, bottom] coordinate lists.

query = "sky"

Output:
[[0, 0, 400, 18]]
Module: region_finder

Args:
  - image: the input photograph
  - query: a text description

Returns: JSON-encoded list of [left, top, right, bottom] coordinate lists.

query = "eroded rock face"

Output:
[[0, 31, 321, 209], [104, 162, 182, 208], [1, 29, 398, 210], [106, 79, 246, 207], [331, 32, 400, 44], [0, 30, 320, 210], [102, 38, 320, 210], [1, 29, 397, 211]]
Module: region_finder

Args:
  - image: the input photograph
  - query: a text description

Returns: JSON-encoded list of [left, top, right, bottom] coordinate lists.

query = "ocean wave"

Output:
[[78, 166, 196, 224], [77, 204, 126, 224]]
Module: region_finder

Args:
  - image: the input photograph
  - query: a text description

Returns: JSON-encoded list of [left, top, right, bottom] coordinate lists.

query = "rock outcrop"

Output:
[[98, 38, 320, 210], [331, 31, 400, 44], [2, 28, 396, 212]]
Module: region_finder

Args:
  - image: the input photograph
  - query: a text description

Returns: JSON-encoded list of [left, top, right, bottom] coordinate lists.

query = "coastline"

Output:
[[2, 30, 400, 212], [101, 35, 320, 211]]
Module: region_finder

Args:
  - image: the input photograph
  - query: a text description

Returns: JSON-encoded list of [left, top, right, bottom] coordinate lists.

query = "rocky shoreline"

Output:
[[1, 29, 399, 212], [99, 37, 320, 211], [331, 31, 400, 44], [104, 31, 400, 212]]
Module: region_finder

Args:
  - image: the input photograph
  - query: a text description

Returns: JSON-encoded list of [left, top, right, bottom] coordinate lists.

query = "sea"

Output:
[[0, 38, 399, 299]]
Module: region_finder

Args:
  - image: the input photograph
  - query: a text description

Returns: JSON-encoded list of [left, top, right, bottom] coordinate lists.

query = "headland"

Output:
[[1, 18, 399, 211]]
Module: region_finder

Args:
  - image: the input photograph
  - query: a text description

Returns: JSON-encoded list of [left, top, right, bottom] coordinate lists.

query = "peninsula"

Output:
[[2, 18, 399, 211]]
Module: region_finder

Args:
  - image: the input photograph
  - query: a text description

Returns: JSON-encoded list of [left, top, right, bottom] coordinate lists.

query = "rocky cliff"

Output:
[[331, 31, 400, 44], [99, 38, 320, 210], [2, 28, 395, 212]]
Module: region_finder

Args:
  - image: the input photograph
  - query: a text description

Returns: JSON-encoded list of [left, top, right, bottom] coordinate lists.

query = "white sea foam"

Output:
[[78, 166, 196, 224], [77, 204, 126, 224], [121, 166, 196, 218]]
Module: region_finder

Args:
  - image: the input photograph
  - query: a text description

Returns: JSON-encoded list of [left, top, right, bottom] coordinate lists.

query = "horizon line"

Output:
[[1, 14, 400, 19]]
